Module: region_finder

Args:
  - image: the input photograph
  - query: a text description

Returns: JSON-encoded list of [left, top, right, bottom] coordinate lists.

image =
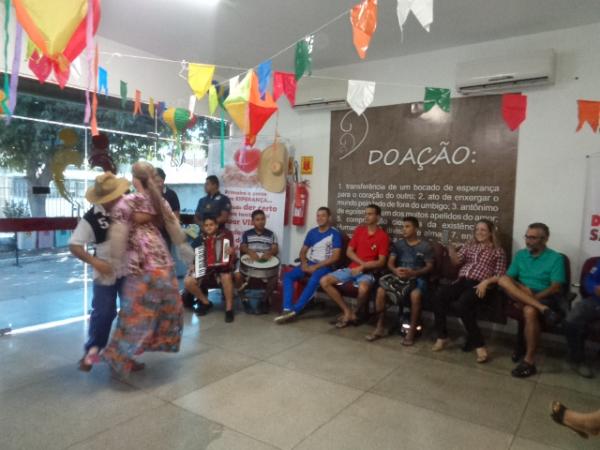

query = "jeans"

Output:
[[565, 299, 600, 363], [84, 277, 124, 352], [283, 265, 332, 313], [432, 278, 486, 348]]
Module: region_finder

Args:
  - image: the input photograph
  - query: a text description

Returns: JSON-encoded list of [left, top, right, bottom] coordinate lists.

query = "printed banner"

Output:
[[328, 95, 518, 252], [580, 153, 600, 265], [207, 138, 291, 248]]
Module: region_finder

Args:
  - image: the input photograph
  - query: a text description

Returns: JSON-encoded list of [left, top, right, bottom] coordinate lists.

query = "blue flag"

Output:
[[257, 60, 272, 100]]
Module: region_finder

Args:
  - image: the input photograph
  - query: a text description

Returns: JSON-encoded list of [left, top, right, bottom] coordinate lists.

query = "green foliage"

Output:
[[2, 199, 30, 218]]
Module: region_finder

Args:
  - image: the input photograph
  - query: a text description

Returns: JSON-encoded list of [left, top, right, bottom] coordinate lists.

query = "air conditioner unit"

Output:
[[293, 77, 348, 111], [456, 49, 555, 95]]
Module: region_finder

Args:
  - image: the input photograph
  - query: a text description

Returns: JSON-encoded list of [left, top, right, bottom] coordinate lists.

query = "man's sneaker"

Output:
[[225, 310, 235, 323], [511, 361, 537, 378], [195, 301, 213, 317], [570, 361, 594, 379], [242, 300, 254, 315], [274, 310, 296, 324]]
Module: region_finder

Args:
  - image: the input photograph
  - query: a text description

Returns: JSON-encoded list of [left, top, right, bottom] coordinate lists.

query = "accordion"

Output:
[[194, 237, 231, 278]]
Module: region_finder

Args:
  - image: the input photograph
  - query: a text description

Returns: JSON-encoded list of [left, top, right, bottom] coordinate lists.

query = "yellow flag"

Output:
[[148, 97, 155, 118], [208, 85, 218, 115], [188, 64, 215, 99]]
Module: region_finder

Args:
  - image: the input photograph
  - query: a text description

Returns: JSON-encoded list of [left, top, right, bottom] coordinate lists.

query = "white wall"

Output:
[[267, 22, 600, 266]]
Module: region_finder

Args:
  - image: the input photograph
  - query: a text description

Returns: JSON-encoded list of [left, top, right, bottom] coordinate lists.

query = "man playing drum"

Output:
[[235, 209, 279, 314]]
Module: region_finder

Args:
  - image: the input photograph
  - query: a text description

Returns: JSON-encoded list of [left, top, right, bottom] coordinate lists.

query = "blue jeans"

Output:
[[84, 277, 124, 352], [565, 299, 600, 363], [283, 265, 332, 313]]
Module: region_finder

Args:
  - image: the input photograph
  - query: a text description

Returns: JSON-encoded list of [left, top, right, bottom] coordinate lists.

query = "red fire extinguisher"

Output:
[[292, 161, 309, 226]]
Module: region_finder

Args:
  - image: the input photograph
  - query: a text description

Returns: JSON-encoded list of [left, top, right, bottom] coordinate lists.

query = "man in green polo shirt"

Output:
[[498, 223, 566, 378]]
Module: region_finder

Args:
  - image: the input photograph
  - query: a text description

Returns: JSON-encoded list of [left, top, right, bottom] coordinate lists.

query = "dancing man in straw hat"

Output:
[[70, 172, 130, 372]]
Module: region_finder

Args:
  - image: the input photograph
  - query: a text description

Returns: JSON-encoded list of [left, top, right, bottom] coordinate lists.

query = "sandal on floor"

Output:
[[551, 401, 589, 439], [476, 347, 488, 363], [365, 331, 385, 342], [335, 319, 357, 329]]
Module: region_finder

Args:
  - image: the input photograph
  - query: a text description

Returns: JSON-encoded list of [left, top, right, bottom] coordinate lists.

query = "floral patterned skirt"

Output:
[[103, 268, 183, 377]]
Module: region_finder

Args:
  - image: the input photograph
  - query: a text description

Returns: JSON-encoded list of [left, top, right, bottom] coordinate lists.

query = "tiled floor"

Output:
[[1, 303, 599, 450]]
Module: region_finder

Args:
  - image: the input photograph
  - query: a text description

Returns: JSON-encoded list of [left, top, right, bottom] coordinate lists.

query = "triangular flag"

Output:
[[247, 71, 278, 145], [502, 93, 527, 131], [424, 87, 450, 112], [576, 100, 600, 132], [188, 63, 215, 99], [224, 71, 252, 133], [347, 80, 376, 116], [148, 97, 155, 118], [133, 89, 142, 116], [157, 101, 166, 119], [120, 81, 127, 108], [98, 67, 108, 96], [188, 94, 196, 115], [273, 72, 296, 106], [208, 85, 218, 115], [350, 0, 378, 59], [397, 0, 433, 35], [295, 37, 313, 81], [257, 60, 272, 99]]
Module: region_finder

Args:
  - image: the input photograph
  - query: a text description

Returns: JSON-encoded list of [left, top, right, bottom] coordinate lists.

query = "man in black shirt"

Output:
[[195, 175, 231, 227]]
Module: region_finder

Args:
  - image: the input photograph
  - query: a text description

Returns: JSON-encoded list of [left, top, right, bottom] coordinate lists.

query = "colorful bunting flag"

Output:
[[188, 63, 215, 99], [98, 67, 108, 95], [208, 85, 218, 114], [350, 0, 378, 59], [397, 0, 434, 35], [347, 80, 376, 116], [120, 80, 127, 108], [148, 97, 155, 118], [576, 100, 600, 133], [424, 87, 450, 112], [133, 89, 142, 116], [502, 93, 527, 131], [273, 72, 297, 106], [216, 80, 230, 108], [157, 101, 166, 119], [295, 36, 313, 81], [257, 60, 272, 99], [7, 22, 24, 117], [188, 94, 196, 115]]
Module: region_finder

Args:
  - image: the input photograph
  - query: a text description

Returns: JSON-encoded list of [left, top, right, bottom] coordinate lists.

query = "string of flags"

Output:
[[0, 0, 597, 145]]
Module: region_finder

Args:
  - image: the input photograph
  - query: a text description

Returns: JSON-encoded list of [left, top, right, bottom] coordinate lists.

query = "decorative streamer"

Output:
[[3, 0, 10, 102], [350, 0, 378, 59], [90, 45, 99, 135], [501, 93, 527, 131], [84, 0, 94, 123], [148, 97, 155, 118], [347, 80, 376, 115], [424, 87, 450, 112], [188, 94, 196, 115], [257, 60, 272, 99], [157, 101, 166, 118], [295, 37, 313, 80], [576, 100, 600, 133], [120, 80, 127, 108], [133, 89, 142, 115], [7, 22, 24, 117], [98, 67, 108, 95], [273, 71, 297, 106]]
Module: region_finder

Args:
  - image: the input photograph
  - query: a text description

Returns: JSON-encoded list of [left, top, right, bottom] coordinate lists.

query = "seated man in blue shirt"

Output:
[[195, 175, 232, 227], [564, 259, 600, 378], [498, 222, 566, 378], [274, 207, 343, 324]]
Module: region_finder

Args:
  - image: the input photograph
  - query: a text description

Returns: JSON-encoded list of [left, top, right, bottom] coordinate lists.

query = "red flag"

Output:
[[350, 0, 378, 59], [576, 100, 600, 132], [273, 72, 296, 106], [502, 93, 527, 131]]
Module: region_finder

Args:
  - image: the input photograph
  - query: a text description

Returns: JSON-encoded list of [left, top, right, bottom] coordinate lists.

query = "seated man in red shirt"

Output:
[[320, 204, 390, 328]]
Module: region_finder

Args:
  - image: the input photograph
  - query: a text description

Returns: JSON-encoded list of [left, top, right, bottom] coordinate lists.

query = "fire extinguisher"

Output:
[[292, 161, 309, 226]]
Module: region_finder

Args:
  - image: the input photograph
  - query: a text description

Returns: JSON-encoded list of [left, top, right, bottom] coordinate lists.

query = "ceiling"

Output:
[[99, 0, 600, 75]]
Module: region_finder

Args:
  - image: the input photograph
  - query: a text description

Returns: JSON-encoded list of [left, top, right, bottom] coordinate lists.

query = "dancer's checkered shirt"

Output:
[[456, 243, 507, 281]]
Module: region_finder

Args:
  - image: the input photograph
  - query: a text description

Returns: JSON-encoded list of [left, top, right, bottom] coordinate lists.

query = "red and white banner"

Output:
[[207, 138, 290, 248], [580, 153, 600, 265]]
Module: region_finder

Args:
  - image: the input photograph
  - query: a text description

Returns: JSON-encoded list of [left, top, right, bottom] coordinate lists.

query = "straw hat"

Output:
[[85, 172, 130, 204], [258, 142, 288, 193]]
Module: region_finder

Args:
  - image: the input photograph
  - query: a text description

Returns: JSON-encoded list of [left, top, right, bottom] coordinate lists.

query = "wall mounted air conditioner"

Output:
[[293, 77, 348, 111], [456, 49, 556, 95]]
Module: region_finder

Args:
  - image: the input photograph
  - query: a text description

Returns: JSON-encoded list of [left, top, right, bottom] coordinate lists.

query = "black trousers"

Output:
[[432, 278, 486, 348]]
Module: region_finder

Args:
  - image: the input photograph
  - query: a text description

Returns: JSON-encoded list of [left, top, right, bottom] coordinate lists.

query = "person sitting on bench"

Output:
[[274, 207, 342, 324]]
